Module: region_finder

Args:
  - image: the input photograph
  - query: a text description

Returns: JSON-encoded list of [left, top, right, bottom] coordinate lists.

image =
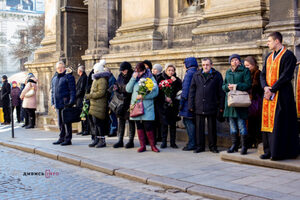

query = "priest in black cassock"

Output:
[[260, 32, 299, 160]]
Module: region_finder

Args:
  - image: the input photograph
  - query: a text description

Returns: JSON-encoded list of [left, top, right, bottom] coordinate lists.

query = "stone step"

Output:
[[176, 128, 231, 148], [257, 143, 264, 155], [220, 149, 300, 173], [44, 124, 60, 132], [43, 124, 79, 133]]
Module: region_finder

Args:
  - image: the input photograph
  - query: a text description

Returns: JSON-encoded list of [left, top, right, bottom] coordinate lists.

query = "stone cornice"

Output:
[[192, 17, 267, 35], [60, 6, 88, 13], [204, 6, 267, 20], [102, 43, 262, 63], [117, 18, 159, 33]]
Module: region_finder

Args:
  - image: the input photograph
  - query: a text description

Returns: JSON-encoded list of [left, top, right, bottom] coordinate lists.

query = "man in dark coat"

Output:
[[1, 75, 11, 124], [75, 65, 88, 135], [51, 61, 76, 146], [188, 58, 225, 153], [260, 32, 299, 160]]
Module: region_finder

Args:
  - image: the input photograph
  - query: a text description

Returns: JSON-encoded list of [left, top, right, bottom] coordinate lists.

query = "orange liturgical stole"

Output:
[[296, 65, 300, 118], [261, 47, 287, 133]]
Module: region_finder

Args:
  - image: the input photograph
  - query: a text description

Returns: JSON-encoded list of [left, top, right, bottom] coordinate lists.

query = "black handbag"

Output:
[[62, 107, 82, 124], [109, 92, 125, 116]]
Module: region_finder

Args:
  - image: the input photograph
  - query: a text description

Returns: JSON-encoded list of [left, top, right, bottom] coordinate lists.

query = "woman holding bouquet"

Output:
[[157, 63, 182, 148], [126, 62, 160, 152]]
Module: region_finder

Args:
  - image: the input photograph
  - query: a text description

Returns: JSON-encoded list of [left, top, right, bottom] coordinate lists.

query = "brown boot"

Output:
[[146, 131, 160, 153], [137, 129, 146, 152]]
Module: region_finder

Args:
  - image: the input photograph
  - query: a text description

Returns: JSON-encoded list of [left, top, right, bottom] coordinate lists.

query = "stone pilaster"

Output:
[[108, 0, 162, 53], [59, 0, 88, 68], [264, 0, 300, 58], [82, 0, 119, 70]]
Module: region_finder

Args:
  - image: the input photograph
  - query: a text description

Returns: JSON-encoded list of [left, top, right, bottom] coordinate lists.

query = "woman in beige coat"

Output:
[[20, 75, 38, 129]]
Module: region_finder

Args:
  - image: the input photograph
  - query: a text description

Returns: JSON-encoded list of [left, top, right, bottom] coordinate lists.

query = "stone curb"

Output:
[[80, 159, 120, 175], [35, 147, 59, 160], [147, 176, 194, 192], [114, 168, 156, 183], [220, 151, 300, 173], [0, 140, 270, 200], [0, 140, 36, 154]]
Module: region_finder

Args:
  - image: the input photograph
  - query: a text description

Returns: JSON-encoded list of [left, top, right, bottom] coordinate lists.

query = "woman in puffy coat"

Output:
[[85, 60, 110, 148], [126, 62, 159, 153], [113, 62, 136, 148], [157, 63, 182, 148], [20, 75, 38, 129]]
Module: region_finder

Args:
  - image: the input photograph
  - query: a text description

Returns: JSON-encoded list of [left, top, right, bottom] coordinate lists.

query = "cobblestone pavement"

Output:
[[0, 146, 208, 200], [1, 125, 300, 200]]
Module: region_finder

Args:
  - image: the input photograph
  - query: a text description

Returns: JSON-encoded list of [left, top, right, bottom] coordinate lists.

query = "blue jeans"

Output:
[[229, 117, 248, 135], [183, 117, 196, 148], [109, 112, 118, 134]]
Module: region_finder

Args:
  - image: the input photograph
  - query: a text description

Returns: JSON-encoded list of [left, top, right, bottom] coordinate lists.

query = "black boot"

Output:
[[114, 118, 125, 148], [170, 125, 178, 148], [25, 120, 34, 129], [125, 121, 135, 148], [113, 140, 123, 148], [88, 137, 99, 147], [96, 137, 106, 148], [160, 124, 167, 148], [227, 134, 239, 153], [240, 135, 248, 155]]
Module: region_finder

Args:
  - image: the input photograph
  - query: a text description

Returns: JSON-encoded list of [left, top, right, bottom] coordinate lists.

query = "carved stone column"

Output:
[[25, 0, 62, 115]]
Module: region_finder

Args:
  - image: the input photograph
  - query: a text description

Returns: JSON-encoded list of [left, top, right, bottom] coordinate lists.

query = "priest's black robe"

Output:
[[260, 49, 300, 160]]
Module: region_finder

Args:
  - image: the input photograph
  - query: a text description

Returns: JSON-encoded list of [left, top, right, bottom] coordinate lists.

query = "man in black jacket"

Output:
[[188, 58, 225, 153], [51, 61, 76, 146], [76, 65, 88, 135], [1, 75, 11, 125]]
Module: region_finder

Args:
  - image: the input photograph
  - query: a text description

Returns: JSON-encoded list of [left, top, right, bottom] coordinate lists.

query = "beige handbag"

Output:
[[227, 90, 251, 107]]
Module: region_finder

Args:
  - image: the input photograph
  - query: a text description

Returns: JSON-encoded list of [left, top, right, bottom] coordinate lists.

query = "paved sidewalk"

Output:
[[1, 125, 300, 200]]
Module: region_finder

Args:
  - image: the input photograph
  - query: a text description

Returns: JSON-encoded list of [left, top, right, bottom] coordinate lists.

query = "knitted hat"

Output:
[[164, 63, 176, 71], [119, 62, 132, 71], [184, 57, 198, 68], [143, 60, 152, 70], [12, 81, 17, 85], [152, 64, 163, 74], [93, 59, 106, 73], [229, 54, 241, 64]]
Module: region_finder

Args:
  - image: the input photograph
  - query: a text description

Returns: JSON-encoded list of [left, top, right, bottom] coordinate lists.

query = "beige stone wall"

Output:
[[122, 0, 155, 24]]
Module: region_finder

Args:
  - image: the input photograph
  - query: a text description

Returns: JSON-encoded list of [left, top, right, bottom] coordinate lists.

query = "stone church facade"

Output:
[[26, 0, 300, 127]]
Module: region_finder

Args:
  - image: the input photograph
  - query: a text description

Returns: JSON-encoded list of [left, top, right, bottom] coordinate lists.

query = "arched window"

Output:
[[187, 0, 205, 9]]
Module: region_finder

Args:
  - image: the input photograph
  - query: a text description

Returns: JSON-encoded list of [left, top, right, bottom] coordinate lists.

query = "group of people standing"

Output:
[[0, 73, 37, 129], [50, 31, 299, 161]]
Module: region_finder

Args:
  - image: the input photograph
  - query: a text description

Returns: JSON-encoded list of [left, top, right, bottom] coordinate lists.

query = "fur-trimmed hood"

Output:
[[92, 71, 111, 80]]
